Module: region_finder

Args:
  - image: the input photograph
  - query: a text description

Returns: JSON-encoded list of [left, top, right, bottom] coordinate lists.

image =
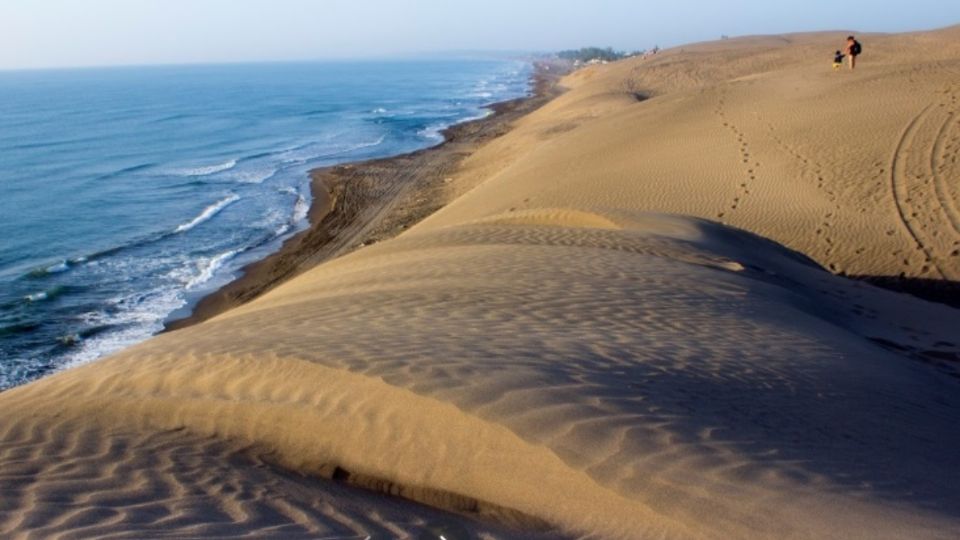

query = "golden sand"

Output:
[[2, 26, 960, 539]]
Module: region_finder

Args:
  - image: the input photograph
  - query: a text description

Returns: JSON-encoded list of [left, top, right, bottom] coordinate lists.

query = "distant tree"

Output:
[[557, 46, 627, 63]]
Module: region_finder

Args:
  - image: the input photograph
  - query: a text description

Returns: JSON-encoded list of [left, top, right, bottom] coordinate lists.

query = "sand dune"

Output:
[[429, 28, 960, 284], [3, 26, 960, 539], [0, 422, 535, 539]]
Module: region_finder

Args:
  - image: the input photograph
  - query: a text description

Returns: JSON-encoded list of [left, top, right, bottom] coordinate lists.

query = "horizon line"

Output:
[[0, 50, 552, 74]]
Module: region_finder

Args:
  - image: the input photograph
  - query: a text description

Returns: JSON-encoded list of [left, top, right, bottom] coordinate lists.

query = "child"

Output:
[[833, 50, 845, 70]]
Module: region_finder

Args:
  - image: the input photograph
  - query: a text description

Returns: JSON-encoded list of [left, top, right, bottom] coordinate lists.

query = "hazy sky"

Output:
[[2, 0, 958, 70]]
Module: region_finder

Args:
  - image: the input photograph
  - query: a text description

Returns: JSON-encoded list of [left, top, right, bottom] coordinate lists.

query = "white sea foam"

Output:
[[356, 134, 386, 150], [279, 135, 386, 165], [25, 292, 48, 302], [292, 193, 309, 224], [252, 207, 288, 234], [46, 261, 69, 274], [59, 287, 187, 371], [186, 249, 241, 290], [418, 123, 448, 142], [173, 159, 238, 177], [174, 194, 240, 233], [227, 167, 278, 184]]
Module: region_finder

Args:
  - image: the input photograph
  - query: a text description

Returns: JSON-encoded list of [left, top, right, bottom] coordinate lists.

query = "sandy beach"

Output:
[[165, 63, 568, 331], [3, 26, 960, 539]]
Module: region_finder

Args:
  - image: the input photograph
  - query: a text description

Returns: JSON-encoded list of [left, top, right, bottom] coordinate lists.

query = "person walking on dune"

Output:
[[844, 35, 862, 70]]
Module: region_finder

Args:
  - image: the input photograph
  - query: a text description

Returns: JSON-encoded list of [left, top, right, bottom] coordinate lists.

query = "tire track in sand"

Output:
[[931, 87, 960, 237], [889, 102, 957, 280]]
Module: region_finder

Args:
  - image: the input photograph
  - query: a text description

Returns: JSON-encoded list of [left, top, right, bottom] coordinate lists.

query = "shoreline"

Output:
[[165, 61, 568, 332]]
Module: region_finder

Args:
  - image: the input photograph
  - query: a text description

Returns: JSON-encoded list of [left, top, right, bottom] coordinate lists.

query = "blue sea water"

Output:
[[0, 59, 532, 389]]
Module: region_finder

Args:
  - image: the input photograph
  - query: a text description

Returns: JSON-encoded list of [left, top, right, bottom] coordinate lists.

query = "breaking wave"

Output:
[[174, 195, 241, 233], [172, 159, 238, 177]]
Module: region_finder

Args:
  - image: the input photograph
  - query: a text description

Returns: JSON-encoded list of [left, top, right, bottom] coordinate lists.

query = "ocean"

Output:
[[0, 59, 533, 390]]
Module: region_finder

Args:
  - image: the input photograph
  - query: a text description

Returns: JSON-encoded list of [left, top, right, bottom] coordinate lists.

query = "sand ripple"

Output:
[[3, 211, 959, 538]]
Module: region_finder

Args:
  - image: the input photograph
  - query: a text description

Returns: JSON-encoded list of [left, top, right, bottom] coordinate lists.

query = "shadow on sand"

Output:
[[849, 274, 960, 310]]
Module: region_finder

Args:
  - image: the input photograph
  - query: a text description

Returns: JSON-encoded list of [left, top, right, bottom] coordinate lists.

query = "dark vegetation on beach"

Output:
[[556, 46, 646, 63]]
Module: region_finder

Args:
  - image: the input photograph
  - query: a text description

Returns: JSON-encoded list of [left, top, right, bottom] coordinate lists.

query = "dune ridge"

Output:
[[424, 28, 960, 289], [3, 26, 960, 539]]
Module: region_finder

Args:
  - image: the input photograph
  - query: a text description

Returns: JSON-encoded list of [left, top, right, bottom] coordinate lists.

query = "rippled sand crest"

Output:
[[4, 210, 960, 538]]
